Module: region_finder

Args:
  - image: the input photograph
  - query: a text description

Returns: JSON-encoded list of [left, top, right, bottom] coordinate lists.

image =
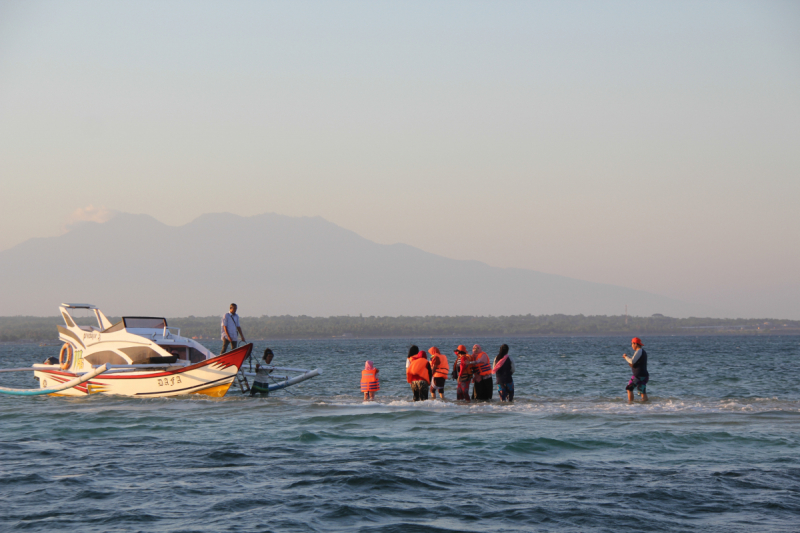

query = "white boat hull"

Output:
[[34, 345, 252, 398]]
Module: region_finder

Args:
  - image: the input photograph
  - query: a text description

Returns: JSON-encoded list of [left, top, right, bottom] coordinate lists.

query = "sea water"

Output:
[[1, 336, 799, 532]]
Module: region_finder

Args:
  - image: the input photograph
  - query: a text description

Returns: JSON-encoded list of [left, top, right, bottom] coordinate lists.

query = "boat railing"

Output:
[[30, 363, 178, 374], [163, 326, 181, 337]]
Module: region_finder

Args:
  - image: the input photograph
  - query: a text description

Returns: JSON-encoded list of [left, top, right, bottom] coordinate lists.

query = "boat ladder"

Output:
[[234, 368, 250, 393]]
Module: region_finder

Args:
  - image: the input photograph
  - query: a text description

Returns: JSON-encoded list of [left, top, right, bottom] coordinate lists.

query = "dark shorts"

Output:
[[432, 377, 446, 389], [498, 381, 514, 402], [250, 381, 270, 396], [626, 375, 648, 394]]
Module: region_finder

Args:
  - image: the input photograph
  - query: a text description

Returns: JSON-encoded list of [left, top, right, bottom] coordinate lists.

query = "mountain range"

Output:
[[0, 212, 714, 318]]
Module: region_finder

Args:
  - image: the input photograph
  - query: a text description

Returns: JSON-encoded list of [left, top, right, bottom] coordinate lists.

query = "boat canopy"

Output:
[[123, 317, 168, 329], [60, 303, 98, 309], [101, 317, 168, 333]]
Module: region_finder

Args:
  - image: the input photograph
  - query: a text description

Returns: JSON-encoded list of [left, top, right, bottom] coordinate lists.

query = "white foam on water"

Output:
[[308, 395, 800, 416]]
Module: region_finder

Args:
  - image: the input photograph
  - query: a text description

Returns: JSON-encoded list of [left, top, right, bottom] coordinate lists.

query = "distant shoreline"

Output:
[[3, 334, 800, 348], [2, 314, 798, 343], [3, 331, 800, 346]]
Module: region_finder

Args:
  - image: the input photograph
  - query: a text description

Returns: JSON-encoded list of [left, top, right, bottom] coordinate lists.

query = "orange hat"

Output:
[[631, 337, 643, 346], [454, 345, 467, 354], [429, 346, 440, 355]]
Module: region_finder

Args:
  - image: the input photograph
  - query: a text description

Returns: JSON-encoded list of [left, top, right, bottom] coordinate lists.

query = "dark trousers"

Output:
[[220, 339, 238, 355], [472, 376, 494, 400], [411, 380, 429, 401]]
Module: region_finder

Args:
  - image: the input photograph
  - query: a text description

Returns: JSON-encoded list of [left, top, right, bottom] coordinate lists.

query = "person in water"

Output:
[[406, 349, 432, 401], [220, 303, 245, 355], [250, 348, 274, 396], [406, 345, 419, 370], [623, 337, 649, 402], [361, 360, 379, 401], [451, 345, 472, 402], [471, 344, 493, 401], [428, 346, 449, 400], [492, 344, 515, 402]]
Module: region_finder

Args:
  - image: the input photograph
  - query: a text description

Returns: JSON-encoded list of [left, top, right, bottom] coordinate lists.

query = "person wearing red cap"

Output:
[[451, 345, 473, 402], [623, 337, 649, 402], [406, 350, 432, 401]]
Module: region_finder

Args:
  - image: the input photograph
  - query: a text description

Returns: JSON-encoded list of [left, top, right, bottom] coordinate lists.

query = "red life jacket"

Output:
[[361, 368, 379, 392], [457, 354, 474, 381]]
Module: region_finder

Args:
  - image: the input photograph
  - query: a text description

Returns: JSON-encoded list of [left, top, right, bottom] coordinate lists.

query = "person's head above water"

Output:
[[497, 344, 509, 358], [407, 345, 419, 358], [365, 360, 375, 370], [263, 348, 274, 364], [631, 337, 643, 349], [472, 344, 483, 356]]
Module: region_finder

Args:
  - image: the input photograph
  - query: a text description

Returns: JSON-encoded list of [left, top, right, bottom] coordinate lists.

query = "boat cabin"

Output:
[[58, 304, 209, 366]]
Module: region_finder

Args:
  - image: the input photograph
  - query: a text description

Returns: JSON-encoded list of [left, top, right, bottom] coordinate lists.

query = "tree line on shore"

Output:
[[1, 314, 798, 342]]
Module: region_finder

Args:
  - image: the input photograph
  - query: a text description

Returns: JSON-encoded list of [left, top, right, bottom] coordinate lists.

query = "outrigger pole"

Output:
[[264, 368, 321, 392], [238, 365, 322, 394], [0, 364, 110, 396]]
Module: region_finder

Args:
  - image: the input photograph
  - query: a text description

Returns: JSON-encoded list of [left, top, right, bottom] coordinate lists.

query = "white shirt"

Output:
[[253, 365, 272, 385], [221, 312, 240, 341]]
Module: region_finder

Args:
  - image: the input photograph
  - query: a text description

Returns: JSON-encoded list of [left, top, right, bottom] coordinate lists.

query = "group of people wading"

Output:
[[361, 343, 516, 403], [360, 336, 650, 404]]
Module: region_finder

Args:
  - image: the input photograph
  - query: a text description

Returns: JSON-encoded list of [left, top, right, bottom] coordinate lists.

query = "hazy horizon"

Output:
[[0, 210, 795, 320], [1, 1, 798, 318]]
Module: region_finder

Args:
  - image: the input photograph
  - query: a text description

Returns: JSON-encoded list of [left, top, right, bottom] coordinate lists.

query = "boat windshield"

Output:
[[123, 317, 168, 329]]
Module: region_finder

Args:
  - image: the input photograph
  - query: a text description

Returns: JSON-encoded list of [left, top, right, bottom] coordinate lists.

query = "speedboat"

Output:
[[19, 303, 251, 397]]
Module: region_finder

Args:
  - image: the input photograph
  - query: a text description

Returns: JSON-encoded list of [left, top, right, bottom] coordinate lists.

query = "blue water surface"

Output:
[[1, 336, 799, 532]]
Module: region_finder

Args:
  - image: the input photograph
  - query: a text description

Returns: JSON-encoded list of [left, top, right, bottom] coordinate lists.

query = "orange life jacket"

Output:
[[474, 352, 492, 376], [407, 357, 431, 384], [361, 368, 379, 392], [431, 353, 449, 378]]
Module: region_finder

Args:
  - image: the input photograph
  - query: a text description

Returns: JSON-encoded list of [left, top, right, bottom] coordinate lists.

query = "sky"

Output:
[[0, 0, 798, 318]]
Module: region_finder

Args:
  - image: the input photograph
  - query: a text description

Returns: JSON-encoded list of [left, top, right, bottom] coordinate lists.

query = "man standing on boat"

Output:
[[221, 303, 245, 354]]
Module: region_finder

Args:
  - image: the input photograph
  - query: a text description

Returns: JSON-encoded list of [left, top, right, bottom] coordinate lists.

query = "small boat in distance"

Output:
[[25, 303, 251, 397]]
